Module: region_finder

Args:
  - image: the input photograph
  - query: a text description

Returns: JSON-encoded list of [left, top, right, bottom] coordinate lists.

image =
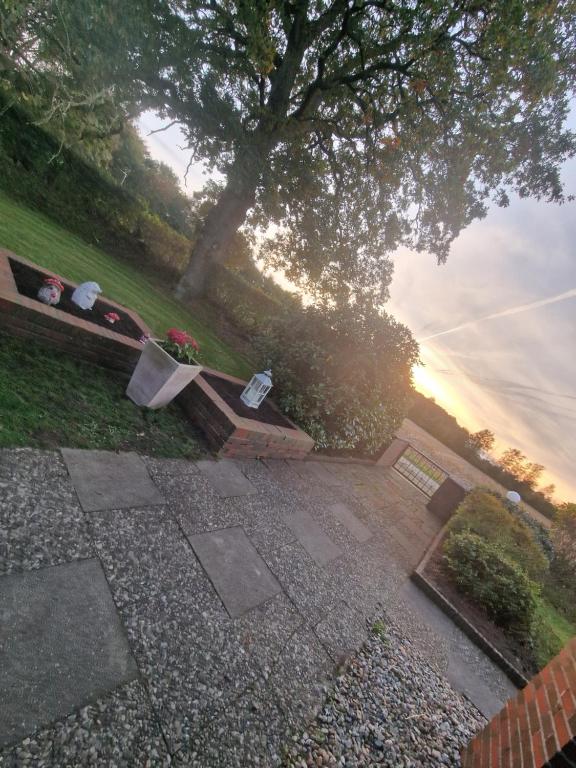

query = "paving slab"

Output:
[[196, 459, 257, 497], [0, 559, 138, 747], [314, 600, 369, 663], [329, 501, 372, 542], [268, 625, 334, 727], [0, 680, 170, 768], [61, 448, 164, 512], [183, 680, 287, 768], [0, 449, 94, 575], [282, 508, 342, 566], [390, 579, 518, 718], [89, 507, 207, 609], [263, 541, 341, 624], [189, 526, 282, 618]]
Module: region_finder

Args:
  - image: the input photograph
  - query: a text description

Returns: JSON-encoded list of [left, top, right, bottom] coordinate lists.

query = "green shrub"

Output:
[[544, 556, 576, 623], [252, 302, 418, 455], [530, 596, 576, 668], [443, 531, 538, 637], [205, 264, 288, 334], [447, 488, 549, 581], [136, 212, 190, 278]]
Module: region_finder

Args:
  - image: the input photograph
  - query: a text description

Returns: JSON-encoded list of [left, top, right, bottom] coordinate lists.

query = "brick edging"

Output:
[[412, 525, 530, 690]]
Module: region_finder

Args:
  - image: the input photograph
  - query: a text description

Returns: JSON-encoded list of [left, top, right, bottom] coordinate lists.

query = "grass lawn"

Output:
[[533, 597, 576, 668], [0, 191, 252, 378], [0, 334, 208, 458]]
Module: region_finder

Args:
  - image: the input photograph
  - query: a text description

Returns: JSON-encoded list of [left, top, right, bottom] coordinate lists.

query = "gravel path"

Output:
[[283, 617, 486, 768]]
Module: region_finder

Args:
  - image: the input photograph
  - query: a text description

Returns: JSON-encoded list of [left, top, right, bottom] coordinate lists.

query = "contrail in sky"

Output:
[[418, 288, 576, 342]]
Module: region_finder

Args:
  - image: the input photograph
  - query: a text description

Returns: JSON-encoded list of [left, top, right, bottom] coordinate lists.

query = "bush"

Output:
[[443, 531, 537, 637], [136, 212, 190, 278], [447, 488, 549, 581], [253, 302, 418, 454], [531, 597, 576, 668], [205, 264, 292, 334], [544, 556, 576, 623]]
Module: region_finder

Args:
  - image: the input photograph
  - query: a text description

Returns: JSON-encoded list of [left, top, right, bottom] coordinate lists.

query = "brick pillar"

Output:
[[461, 637, 576, 768], [427, 477, 469, 524], [376, 438, 409, 467]]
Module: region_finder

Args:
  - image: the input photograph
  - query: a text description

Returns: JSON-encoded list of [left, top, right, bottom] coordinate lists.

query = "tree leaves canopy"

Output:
[[4, 0, 576, 303]]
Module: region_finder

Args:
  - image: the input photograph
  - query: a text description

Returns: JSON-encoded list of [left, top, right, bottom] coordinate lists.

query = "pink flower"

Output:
[[166, 328, 189, 345], [104, 312, 120, 324], [185, 334, 199, 351]]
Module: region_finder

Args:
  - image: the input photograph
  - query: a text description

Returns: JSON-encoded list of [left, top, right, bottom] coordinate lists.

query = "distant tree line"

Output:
[[409, 392, 559, 520]]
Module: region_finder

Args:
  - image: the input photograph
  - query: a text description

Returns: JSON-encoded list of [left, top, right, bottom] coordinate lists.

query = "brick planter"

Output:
[[0, 249, 150, 373], [178, 368, 315, 460], [1, 249, 314, 460]]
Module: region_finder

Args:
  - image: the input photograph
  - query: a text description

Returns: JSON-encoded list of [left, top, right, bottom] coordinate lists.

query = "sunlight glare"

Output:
[[411, 363, 448, 402]]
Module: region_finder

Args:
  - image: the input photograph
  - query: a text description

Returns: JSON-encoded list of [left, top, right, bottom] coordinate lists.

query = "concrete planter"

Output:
[[126, 339, 202, 409]]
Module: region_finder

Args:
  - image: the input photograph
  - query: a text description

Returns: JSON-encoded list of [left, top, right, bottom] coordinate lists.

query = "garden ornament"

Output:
[[71, 281, 102, 310], [37, 277, 64, 306], [240, 369, 273, 409]]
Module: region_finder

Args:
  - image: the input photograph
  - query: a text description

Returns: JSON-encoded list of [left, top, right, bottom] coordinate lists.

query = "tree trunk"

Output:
[[175, 154, 261, 301], [175, 8, 310, 302]]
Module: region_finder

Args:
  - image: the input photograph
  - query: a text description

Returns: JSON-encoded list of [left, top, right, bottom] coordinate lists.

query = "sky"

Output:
[[138, 111, 576, 502]]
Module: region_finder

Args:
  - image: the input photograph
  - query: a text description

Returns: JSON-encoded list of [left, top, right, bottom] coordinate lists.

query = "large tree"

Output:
[[4, 1, 576, 301]]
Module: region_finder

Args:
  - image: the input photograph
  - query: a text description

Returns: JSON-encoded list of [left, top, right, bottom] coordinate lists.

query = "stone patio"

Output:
[[0, 448, 518, 766]]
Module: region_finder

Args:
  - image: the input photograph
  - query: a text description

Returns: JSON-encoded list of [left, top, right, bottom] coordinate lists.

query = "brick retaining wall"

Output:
[[178, 369, 315, 460], [461, 637, 576, 767], [0, 249, 149, 373]]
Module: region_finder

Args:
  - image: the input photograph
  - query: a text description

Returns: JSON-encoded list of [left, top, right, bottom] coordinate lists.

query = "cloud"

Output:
[[390, 154, 576, 500], [418, 288, 576, 342]]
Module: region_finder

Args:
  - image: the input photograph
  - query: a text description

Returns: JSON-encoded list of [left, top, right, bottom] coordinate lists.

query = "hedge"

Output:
[[443, 531, 537, 637]]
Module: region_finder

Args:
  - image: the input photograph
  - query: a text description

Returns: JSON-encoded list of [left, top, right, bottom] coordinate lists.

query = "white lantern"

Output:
[[506, 490, 521, 505], [240, 369, 272, 409]]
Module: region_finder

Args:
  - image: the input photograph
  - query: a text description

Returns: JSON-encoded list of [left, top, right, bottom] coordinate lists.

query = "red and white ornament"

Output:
[[37, 277, 64, 306]]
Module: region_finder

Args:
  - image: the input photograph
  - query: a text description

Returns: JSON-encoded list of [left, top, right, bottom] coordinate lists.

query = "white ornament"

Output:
[[240, 369, 273, 409], [506, 490, 521, 505], [71, 281, 102, 310], [37, 284, 62, 306]]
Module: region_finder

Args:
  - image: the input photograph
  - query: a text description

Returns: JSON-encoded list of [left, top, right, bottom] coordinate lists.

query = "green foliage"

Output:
[[0, 334, 205, 458], [447, 489, 549, 581], [253, 302, 418, 455], [371, 620, 387, 640], [0, 98, 194, 282], [205, 264, 295, 335], [545, 503, 576, 622], [0, 1, 145, 148], [19, 0, 576, 304], [136, 213, 190, 277], [443, 531, 537, 638], [107, 125, 196, 238], [531, 598, 576, 670], [552, 503, 576, 572], [499, 496, 555, 563], [543, 568, 576, 625]]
